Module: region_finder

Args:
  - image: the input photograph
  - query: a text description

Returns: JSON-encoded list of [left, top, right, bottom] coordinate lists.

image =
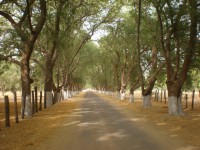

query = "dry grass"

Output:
[[0, 93, 83, 150]]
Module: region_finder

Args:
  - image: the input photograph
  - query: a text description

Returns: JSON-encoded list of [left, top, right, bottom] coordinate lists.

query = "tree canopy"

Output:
[[0, 0, 199, 116]]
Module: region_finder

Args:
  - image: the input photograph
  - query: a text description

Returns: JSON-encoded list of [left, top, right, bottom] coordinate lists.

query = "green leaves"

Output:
[[0, 62, 21, 92]]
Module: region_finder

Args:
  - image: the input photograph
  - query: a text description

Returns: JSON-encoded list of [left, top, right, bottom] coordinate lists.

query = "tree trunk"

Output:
[[142, 95, 152, 107], [46, 91, 53, 107], [121, 92, 126, 100], [142, 77, 156, 108], [129, 89, 134, 103], [63, 90, 68, 99], [53, 91, 60, 104], [53, 73, 61, 102], [120, 83, 126, 100], [68, 88, 72, 98], [57, 92, 61, 101], [44, 56, 53, 108], [21, 53, 33, 118], [116, 90, 120, 100], [168, 96, 184, 115], [167, 82, 184, 115], [129, 93, 134, 103], [65, 83, 71, 99]]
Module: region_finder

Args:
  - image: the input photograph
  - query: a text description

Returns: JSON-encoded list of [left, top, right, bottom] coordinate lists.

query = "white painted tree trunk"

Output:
[[168, 96, 184, 115], [63, 90, 68, 99], [24, 95, 32, 117], [63, 90, 66, 99], [121, 93, 125, 100], [69, 90, 72, 98], [116, 91, 120, 100], [112, 92, 114, 97], [57, 92, 61, 101], [46, 91, 53, 108], [130, 94, 134, 103], [142, 95, 152, 107], [66, 90, 70, 98], [66, 90, 69, 98], [71, 91, 74, 97]]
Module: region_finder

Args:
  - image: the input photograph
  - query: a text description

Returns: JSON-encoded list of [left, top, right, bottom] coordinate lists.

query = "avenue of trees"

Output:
[[0, 0, 199, 116]]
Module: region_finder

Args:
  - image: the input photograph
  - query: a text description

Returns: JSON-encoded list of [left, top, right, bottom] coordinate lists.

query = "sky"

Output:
[[91, 29, 108, 45]]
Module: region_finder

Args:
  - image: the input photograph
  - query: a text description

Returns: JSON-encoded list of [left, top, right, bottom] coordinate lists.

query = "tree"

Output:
[[0, 0, 47, 117], [38, 0, 64, 108], [56, 0, 122, 98], [153, 0, 198, 115], [99, 14, 138, 100], [100, 30, 123, 99], [135, 0, 166, 107]]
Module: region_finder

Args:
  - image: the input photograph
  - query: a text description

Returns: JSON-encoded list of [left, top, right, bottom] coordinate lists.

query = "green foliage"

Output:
[[0, 0, 199, 93], [182, 68, 200, 91], [0, 62, 21, 92], [182, 74, 193, 91]]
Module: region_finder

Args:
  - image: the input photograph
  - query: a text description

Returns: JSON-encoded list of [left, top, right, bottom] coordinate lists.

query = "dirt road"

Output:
[[36, 92, 197, 150]]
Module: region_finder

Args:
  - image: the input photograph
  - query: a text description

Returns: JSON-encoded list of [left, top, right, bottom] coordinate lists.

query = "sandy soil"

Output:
[[0, 92, 200, 150]]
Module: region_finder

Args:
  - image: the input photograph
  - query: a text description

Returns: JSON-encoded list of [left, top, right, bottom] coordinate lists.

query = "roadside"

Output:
[[0, 91, 199, 150], [0, 93, 82, 150], [29, 92, 199, 150], [99, 93, 200, 148]]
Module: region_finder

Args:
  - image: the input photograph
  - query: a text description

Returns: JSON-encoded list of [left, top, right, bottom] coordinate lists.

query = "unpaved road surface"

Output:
[[37, 92, 197, 150]]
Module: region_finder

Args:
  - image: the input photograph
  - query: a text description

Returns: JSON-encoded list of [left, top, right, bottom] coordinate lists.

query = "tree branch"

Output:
[[31, 58, 45, 70], [0, 54, 20, 66], [180, 0, 198, 83], [26, 0, 34, 33], [34, 0, 47, 34], [0, 11, 27, 41]]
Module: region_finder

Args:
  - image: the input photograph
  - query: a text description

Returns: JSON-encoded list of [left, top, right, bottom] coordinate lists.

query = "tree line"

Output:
[[86, 0, 199, 115], [0, 0, 119, 117]]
